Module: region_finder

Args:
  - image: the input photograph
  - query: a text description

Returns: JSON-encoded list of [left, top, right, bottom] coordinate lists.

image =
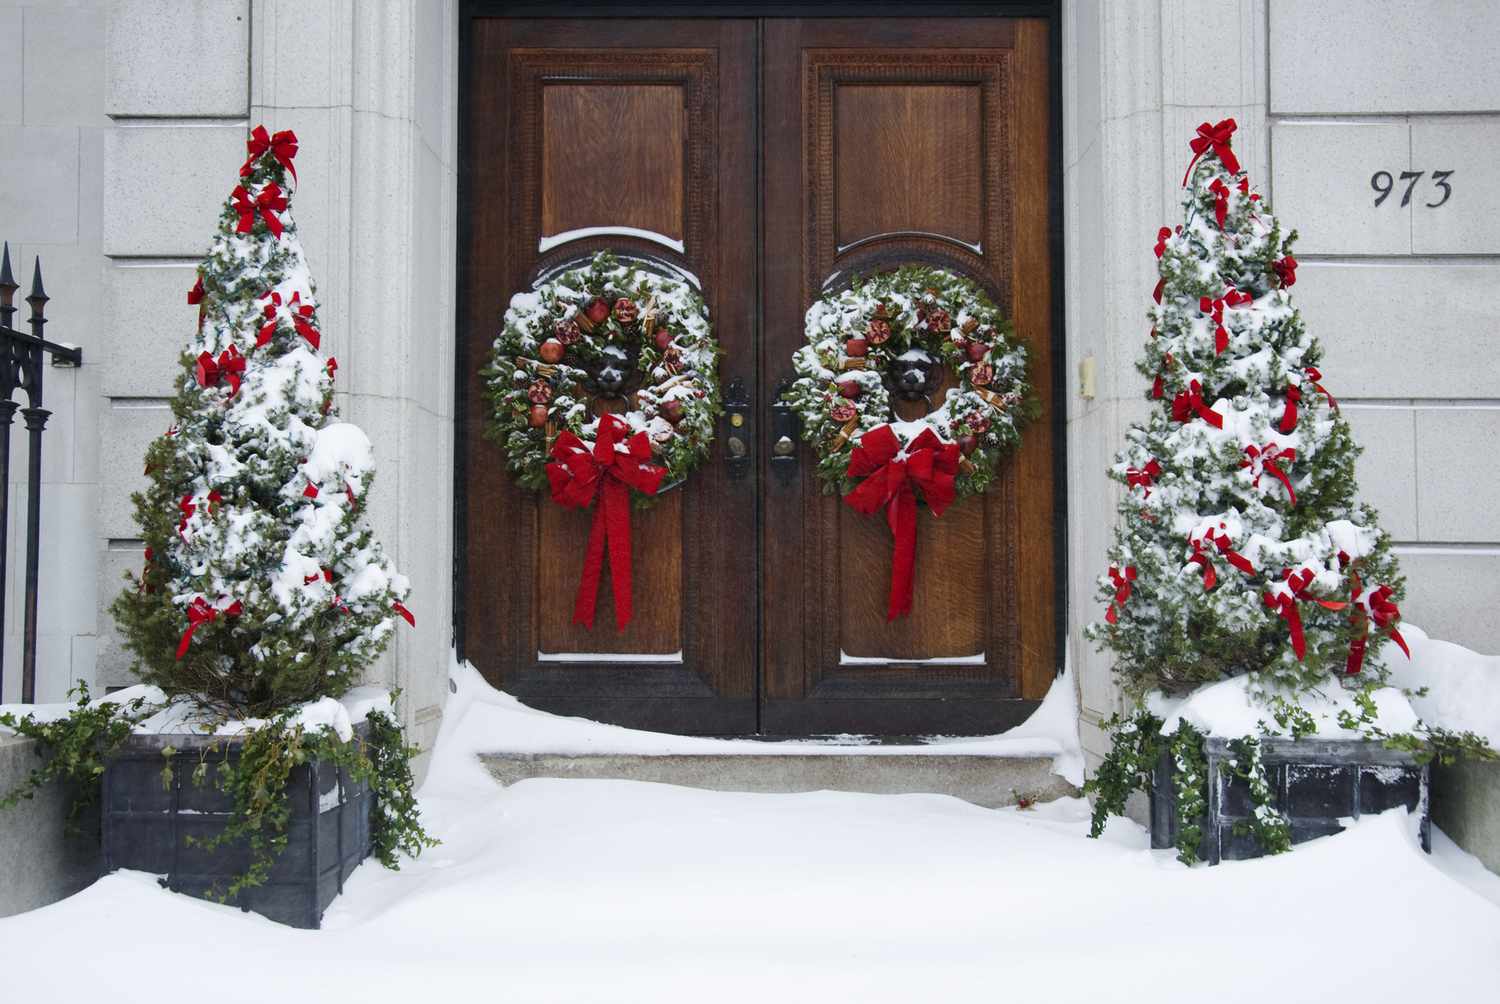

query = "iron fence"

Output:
[[0, 242, 83, 703]]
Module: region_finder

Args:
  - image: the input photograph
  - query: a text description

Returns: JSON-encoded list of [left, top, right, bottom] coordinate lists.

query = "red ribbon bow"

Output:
[[195, 344, 246, 396], [231, 183, 288, 239], [546, 413, 667, 630], [1182, 118, 1240, 185], [1272, 255, 1298, 288], [1153, 227, 1171, 258], [1281, 367, 1337, 433], [242, 126, 299, 184], [1126, 458, 1162, 497], [843, 425, 961, 621], [1105, 565, 1137, 625], [176, 596, 244, 660], [1241, 444, 1298, 506], [1264, 567, 1348, 661], [1187, 524, 1256, 591], [1346, 581, 1408, 675], [1209, 178, 1232, 229], [1171, 379, 1223, 428], [258, 290, 320, 349]]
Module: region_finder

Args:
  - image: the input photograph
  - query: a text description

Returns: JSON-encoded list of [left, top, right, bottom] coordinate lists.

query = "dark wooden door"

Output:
[[760, 18, 1057, 734], [458, 14, 1057, 736]]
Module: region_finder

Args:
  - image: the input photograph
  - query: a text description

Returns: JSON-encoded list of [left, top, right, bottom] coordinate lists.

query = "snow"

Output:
[[0, 686, 393, 744], [1, 668, 1497, 1002], [1389, 623, 1500, 747], [434, 656, 1084, 784], [1148, 673, 1418, 739]]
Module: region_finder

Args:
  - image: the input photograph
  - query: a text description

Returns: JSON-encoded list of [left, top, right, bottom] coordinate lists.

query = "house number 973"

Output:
[[1371, 170, 1453, 208]]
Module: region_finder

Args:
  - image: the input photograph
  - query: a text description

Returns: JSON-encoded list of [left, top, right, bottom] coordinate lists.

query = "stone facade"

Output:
[[0, 2, 1493, 788]]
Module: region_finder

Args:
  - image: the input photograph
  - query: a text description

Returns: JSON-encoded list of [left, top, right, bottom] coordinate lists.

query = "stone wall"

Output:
[[0, 735, 99, 918], [0, 0, 110, 703]]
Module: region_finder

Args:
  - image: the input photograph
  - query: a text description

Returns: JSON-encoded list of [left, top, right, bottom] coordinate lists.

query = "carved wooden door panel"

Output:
[[760, 18, 1057, 734], [459, 15, 1056, 736], [459, 18, 758, 733]]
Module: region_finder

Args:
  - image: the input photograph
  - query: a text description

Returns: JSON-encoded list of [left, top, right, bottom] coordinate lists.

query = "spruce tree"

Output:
[[1090, 120, 1405, 698], [111, 126, 412, 716]]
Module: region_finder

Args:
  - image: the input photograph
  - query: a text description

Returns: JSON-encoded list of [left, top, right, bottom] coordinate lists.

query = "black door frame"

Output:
[[453, 0, 1067, 733]]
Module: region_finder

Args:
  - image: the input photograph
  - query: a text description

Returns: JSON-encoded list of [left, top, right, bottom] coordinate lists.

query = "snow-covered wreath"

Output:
[[785, 266, 1032, 620], [485, 252, 721, 631]]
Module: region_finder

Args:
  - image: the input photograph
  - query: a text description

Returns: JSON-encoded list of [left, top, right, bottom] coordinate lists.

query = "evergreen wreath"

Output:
[[783, 265, 1033, 620], [785, 265, 1032, 501], [484, 252, 721, 496]]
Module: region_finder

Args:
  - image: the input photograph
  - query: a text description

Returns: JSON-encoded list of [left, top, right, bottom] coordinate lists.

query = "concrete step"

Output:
[[480, 752, 1077, 809]]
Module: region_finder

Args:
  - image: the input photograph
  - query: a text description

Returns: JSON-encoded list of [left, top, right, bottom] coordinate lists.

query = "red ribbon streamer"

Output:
[[242, 126, 299, 184], [843, 425, 961, 621], [1346, 583, 1408, 675], [1209, 178, 1231, 229], [1153, 227, 1171, 258], [1171, 380, 1222, 428], [546, 414, 666, 630], [1199, 295, 1229, 354], [1242, 444, 1298, 506], [1306, 366, 1337, 412], [393, 601, 416, 627], [1182, 118, 1240, 185], [1152, 277, 1164, 304], [1105, 565, 1136, 625], [176, 596, 243, 660], [231, 183, 288, 238], [195, 344, 246, 397]]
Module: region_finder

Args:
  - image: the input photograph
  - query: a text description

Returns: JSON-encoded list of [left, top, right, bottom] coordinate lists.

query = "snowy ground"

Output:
[[3, 662, 1500, 1002]]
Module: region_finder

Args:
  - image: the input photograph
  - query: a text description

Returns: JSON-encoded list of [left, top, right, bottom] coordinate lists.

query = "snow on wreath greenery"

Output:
[[784, 265, 1034, 501], [483, 252, 722, 498], [1082, 119, 1497, 862], [2, 125, 436, 895]]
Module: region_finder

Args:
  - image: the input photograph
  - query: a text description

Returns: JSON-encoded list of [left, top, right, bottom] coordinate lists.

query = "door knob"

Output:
[[773, 435, 794, 456]]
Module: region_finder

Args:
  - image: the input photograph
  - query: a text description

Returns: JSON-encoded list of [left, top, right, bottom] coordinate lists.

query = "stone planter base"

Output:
[[101, 725, 373, 929], [1151, 737, 1429, 864]]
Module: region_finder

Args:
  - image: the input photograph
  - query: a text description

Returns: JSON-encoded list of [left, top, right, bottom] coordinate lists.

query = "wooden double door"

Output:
[[459, 14, 1058, 736]]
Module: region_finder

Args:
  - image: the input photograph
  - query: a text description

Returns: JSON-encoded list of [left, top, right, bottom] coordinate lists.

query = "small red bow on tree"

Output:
[[1171, 379, 1223, 428], [1264, 567, 1349, 661], [242, 126, 299, 184], [1126, 458, 1162, 497], [176, 595, 244, 660], [1105, 565, 1136, 625], [195, 344, 246, 397], [1187, 524, 1256, 591], [546, 413, 667, 630], [1153, 227, 1171, 258], [843, 425, 961, 621], [1272, 255, 1298, 288], [231, 183, 288, 238], [1241, 443, 1298, 505], [258, 290, 320, 349], [1345, 575, 1407, 675], [1208, 178, 1232, 229], [1183, 118, 1240, 185]]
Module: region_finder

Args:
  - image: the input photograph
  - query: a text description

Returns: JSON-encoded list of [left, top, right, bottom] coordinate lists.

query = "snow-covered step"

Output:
[[479, 752, 1076, 808]]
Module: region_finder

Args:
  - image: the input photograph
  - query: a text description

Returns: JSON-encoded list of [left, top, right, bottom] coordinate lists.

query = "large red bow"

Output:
[[1183, 118, 1240, 185], [546, 414, 666, 630], [843, 425, 961, 621], [1171, 379, 1223, 428], [176, 595, 243, 660], [242, 126, 299, 184], [1241, 443, 1298, 506], [231, 183, 288, 239], [195, 344, 246, 396]]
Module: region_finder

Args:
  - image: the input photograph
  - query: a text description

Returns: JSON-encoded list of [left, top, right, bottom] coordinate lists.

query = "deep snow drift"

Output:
[[2, 656, 1499, 1003]]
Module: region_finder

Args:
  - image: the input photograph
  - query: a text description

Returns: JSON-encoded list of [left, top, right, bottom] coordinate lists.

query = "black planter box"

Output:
[[1150, 736, 1429, 864], [101, 723, 373, 928]]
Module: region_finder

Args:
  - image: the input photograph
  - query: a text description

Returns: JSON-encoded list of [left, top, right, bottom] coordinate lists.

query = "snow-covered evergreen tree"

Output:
[[111, 126, 412, 716], [1090, 120, 1405, 698]]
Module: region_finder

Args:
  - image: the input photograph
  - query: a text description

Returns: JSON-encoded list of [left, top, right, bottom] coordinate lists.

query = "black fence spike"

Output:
[[27, 256, 47, 307], [0, 241, 14, 291], [0, 243, 15, 325]]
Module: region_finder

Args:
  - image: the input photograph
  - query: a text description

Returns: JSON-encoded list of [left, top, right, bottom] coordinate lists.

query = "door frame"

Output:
[[453, 0, 1068, 733]]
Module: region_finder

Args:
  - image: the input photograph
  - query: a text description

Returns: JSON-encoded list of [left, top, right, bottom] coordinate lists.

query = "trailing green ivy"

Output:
[[1221, 735, 1292, 855], [0, 683, 153, 832], [1, 686, 437, 901], [1167, 723, 1209, 865]]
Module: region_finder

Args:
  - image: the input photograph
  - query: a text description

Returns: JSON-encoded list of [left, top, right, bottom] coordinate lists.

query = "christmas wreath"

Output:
[[485, 252, 721, 630], [784, 266, 1033, 619]]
